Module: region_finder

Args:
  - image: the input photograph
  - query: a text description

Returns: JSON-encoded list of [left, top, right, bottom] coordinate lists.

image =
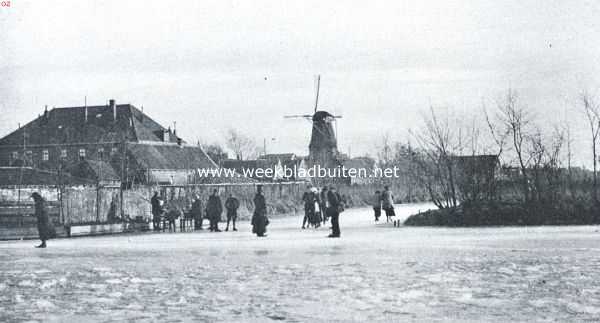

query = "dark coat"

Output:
[[151, 195, 162, 217], [33, 195, 56, 240], [206, 195, 223, 221], [191, 199, 203, 219], [327, 190, 342, 217], [251, 193, 269, 235], [225, 197, 240, 212]]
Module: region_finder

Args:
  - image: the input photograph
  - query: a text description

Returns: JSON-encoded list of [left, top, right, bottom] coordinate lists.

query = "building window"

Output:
[[79, 149, 86, 159], [111, 147, 118, 155], [25, 150, 33, 165], [98, 147, 104, 159], [60, 149, 67, 158], [42, 150, 49, 161], [11, 151, 18, 160]]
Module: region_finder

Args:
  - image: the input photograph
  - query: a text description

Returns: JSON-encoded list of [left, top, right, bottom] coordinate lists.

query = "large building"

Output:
[[0, 99, 218, 185]]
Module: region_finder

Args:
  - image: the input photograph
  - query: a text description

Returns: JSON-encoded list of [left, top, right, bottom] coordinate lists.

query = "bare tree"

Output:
[[225, 129, 259, 160], [412, 106, 460, 208], [580, 91, 600, 203], [495, 89, 533, 202]]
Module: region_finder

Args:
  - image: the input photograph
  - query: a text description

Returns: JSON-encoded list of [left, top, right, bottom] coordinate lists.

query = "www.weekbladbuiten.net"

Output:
[[197, 165, 403, 179]]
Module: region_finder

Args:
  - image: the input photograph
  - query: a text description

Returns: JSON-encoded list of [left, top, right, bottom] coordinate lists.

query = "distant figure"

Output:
[[372, 190, 382, 222], [251, 185, 269, 237], [381, 186, 395, 222], [327, 186, 342, 238], [151, 191, 163, 231], [165, 204, 182, 232], [206, 189, 223, 232], [30, 192, 56, 248], [311, 186, 322, 227], [301, 185, 315, 229], [191, 194, 203, 230], [320, 186, 329, 225], [224, 194, 240, 232], [107, 196, 119, 223]]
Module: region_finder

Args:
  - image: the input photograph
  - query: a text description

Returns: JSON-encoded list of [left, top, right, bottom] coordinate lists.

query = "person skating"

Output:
[[206, 189, 223, 232], [327, 186, 341, 238], [301, 185, 315, 229], [30, 192, 56, 248], [191, 194, 203, 230], [372, 190, 382, 222], [165, 203, 181, 232], [224, 194, 240, 231], [251, 185, 269, 237], [320, 186, 329, 225], [150, 191, 163, 231], [381, 186, 395, 222]]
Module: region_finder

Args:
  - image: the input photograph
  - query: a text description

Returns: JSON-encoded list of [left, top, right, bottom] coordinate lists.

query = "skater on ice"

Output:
[[251, 185, 269, 237], [206, 189, 223, 232], [224, 193, 240, 232], [30, 192, 55, 248]]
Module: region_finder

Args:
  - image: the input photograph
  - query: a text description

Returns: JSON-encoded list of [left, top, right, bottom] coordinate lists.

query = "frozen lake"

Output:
[[2, 203, 600, 322]]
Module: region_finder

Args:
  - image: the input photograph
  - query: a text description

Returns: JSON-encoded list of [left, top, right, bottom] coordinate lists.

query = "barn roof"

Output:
[[0, 103, 181, 147], [127, 143, 218, 170]]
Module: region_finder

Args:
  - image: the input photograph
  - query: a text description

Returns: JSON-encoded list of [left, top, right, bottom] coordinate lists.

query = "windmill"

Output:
[[284, 75, 342, 168]]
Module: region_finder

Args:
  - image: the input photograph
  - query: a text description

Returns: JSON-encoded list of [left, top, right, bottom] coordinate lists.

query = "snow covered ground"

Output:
[[2, 203, 600, 322]]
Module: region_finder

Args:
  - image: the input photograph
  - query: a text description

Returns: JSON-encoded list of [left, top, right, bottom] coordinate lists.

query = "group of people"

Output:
[[150, 185, 269, 237], [371, 186, 395, 222], [301, 185, 344, 238]]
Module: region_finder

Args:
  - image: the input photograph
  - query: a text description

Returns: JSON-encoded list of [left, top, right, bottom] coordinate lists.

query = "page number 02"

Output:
[[1, 1, 10, 7]]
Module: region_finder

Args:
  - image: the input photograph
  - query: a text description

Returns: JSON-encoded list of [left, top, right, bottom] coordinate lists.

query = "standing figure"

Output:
[[206, 189, 223, 232], [224, 194, 240, 232], [30, 192, 56, 248], [191, 194, 203, 230], [327, 186, 341, 238], [301, 186, 315, 229], [165, 203, 181, 232], [251, 185, 269, 237], [311, 186, 322, 227], [151, 191, 163, 231], [320, 186, 329, 225], [372, 190, 382, 222], [381, 186, 395, 222]]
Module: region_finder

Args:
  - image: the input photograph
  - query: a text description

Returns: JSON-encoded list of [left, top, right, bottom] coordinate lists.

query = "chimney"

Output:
[[109, 99, 116, 121]]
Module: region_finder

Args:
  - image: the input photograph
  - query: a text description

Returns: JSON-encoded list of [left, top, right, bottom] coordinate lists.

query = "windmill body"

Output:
[[284, 76, 343, 175], [308, 111, 339, 168]]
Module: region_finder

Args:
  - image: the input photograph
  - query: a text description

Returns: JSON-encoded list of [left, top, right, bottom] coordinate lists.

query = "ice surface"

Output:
[[1, 202, 600, 322]]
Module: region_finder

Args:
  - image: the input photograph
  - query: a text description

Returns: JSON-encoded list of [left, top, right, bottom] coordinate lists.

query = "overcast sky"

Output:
[[1, 0, 600, 166]]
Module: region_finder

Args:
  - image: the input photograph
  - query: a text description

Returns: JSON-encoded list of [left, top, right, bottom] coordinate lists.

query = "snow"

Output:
[[1, 202, 600, 322]]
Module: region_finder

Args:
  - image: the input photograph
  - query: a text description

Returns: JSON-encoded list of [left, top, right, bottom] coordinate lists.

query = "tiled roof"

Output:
[[67, 160, 120, 182], [0, 167, 94, 186], [0, 104, 180, 146], [127, 143, 217, 170]]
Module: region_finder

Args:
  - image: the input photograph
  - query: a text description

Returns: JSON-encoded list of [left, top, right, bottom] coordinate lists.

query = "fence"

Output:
[[0, 182, 308, 227]]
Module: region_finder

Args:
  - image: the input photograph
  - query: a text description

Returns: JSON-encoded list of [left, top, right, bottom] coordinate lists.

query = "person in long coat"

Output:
[[191, 194, 203, 230], [301, 186, 314, 229], [327, 187, 341, 238], [206, 189, 223, 232], [372, 190, 382, 222], [381, 186, 395, 222], [30, 192, 55, 248], [224, 194, 240, 232], [320, 186, 329, 225], [151, 191, 163, 231], [251, 186, 269, 237]]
